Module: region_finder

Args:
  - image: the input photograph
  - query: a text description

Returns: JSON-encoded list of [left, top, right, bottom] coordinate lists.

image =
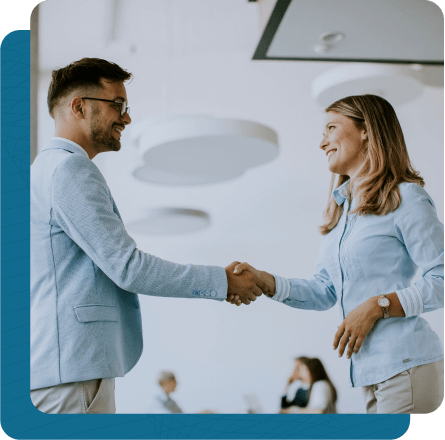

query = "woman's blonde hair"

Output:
[[320, 94, 424, 235]]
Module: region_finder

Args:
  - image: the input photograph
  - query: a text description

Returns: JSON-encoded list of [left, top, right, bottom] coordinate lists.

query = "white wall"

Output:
[[36, 0, 444, 414]]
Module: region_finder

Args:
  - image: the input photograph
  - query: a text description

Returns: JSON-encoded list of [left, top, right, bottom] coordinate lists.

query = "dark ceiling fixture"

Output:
[[253, 0, 443, 65]]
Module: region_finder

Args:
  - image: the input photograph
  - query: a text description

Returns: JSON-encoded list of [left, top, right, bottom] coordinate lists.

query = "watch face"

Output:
[[379, 297, 390, 307]]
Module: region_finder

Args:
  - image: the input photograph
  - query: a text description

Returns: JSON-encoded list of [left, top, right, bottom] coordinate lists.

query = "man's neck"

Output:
[[54, 129, 97, 159]]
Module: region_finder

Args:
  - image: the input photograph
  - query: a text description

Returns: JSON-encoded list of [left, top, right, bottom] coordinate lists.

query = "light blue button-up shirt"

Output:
[[272, 180, 444, 387]]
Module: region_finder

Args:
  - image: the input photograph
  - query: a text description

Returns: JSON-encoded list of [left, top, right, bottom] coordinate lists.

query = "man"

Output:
[[30, 58, 269, 414], [151, 371, 183, 414]]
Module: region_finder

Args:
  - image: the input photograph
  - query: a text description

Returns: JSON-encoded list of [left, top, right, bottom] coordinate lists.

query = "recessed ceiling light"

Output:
[[319, 32, 345, 43], [312, 64, 424, 107], [313, 43, 331, 54], [131, 116, 279, 185], [132, 164, 244, 185], [126, 208, 210, 236]]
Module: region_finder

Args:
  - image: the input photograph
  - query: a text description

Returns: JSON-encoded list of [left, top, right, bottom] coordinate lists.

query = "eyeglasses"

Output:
[[81, 97, 130, 117]]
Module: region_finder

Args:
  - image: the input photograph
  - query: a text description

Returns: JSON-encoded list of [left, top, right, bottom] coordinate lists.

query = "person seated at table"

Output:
[[280, 358, 337, 414], [150, 371, 183, 414], [281, 356, 310, 410]]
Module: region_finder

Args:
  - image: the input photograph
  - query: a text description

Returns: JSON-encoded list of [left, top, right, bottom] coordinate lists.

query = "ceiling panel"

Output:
[[115, 0, 258, 56], [38, 0, 111, 70], [254, 0, 444, 64]]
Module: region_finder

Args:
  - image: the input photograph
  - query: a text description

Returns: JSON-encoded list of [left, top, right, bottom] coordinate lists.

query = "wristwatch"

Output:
[[378, 294, 390, 318]]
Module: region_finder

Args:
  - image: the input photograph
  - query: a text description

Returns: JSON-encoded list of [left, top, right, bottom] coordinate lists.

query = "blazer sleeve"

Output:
[[51, 154, 228, 299], [394, 183, 444, 316]]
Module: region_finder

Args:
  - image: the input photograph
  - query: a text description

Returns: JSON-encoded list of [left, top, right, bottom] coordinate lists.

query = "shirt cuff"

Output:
[[396, 285, 424, 317], [269, 274, 290, 302]]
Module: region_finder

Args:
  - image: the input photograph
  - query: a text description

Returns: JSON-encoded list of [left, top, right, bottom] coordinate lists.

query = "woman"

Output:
[[229, 95, 444, 414], [281, 356, 311, 410], [280, 358, 337, 414]]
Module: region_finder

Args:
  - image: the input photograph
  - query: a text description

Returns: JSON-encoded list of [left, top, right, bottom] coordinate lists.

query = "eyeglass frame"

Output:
[[81, 97, 130, 117]]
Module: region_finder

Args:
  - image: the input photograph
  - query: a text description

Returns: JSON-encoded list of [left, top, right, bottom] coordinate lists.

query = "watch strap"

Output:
[[379, 294, 390, 319]]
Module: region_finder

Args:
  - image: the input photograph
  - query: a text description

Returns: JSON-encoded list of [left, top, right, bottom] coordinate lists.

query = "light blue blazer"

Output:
[[31, 139, 228, 390]]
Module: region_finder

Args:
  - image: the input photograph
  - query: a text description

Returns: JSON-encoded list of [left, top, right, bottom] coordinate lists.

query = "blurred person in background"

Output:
[[280, 356, 310, 411], [280, 358, 337, 414], [148, 371, 215, 414], [150, 371, 183, 414], [229, 94, 444, 414]]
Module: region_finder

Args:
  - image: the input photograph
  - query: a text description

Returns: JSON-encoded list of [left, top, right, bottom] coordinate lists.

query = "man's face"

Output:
[[162, 378, 177, 394], [87, 79, 131, 153]]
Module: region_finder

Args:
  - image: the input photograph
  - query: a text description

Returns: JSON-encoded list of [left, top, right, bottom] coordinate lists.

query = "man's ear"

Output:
[[71, 97, 85, 119]]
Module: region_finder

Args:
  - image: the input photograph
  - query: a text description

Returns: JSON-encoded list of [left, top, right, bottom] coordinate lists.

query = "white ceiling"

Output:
[[36, 0, 444, 414], [38, 0, 260, 70], [266, 0, 443, 63]]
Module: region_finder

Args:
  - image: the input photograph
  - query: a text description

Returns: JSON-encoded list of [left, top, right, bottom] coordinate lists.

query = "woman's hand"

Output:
[[226, 262, 276, 305], [333, 297, 382, 358]]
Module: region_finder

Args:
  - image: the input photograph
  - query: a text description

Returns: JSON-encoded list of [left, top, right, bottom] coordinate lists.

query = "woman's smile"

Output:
[[326, 149, 337, 161], [320, 111, 367, 177]]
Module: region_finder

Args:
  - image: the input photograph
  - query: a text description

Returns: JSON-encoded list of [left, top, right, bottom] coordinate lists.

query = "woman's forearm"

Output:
[[260, 271, 276, 296], [367, 292, 406, 319], [334, 292, 407, 357]]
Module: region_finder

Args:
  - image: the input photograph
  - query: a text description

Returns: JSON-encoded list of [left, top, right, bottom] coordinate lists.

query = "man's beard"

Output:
[[90, 108, 121, 152]]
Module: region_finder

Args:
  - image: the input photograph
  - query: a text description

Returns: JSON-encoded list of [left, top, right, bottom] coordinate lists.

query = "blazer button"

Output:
[[199, 291, 204, 296], [210, 291, 216, 297]]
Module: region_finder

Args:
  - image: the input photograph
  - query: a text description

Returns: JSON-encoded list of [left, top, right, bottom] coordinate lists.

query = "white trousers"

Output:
[[30, 378, 115, 414], [362, 359, 443, 414]]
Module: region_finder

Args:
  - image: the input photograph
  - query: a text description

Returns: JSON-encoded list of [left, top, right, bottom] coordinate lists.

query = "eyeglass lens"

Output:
[[121, 102, 130, 117]]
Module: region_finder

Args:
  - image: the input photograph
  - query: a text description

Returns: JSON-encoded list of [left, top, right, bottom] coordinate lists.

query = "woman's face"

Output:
[[299, 364, 311, 383], [291, 360, 302, 380], [320, 111, 367, 177]]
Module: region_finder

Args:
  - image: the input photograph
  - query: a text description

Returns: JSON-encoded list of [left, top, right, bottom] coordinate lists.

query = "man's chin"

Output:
[[105, 140, 121, 152]]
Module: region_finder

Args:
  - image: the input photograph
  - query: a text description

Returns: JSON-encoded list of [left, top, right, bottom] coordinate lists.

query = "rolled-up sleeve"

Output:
[[51, 154, 228, 300], [395, 184, 444, 317]]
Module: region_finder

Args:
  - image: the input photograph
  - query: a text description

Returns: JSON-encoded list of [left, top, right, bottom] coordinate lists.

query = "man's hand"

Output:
[[226, 262, 276, 306], [224, 261, 270, 306], [333, 297, 382, 358]]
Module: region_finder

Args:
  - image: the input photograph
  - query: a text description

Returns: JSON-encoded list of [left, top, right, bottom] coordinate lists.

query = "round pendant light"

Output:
[[131, 116, 279, 185], [312, 64, 424, 107], [126, 208, 210, 236]]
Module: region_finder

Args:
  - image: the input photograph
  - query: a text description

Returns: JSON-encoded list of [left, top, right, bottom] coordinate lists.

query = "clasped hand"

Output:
[[225, 261, 276, 306], [227, 262, 381, 355]]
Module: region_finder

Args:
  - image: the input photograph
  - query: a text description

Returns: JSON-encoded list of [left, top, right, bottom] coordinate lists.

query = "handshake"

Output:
[[224, 261, 276, 306]]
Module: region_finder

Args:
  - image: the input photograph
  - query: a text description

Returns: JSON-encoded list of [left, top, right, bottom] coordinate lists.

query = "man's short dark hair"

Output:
[[47, 58, 132, 118]]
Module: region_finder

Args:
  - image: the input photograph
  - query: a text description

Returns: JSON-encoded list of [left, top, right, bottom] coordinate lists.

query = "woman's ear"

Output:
[[362, 129, 368, 141]]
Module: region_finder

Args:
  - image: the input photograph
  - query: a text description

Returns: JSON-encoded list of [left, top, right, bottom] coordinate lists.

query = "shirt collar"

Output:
[[45, 137, 89, 158], [156, 392, 170, 404], [333, 179, 351, 206]]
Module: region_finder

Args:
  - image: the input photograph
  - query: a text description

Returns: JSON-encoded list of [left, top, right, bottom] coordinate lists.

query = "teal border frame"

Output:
[[0, 30, 410, 439]]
